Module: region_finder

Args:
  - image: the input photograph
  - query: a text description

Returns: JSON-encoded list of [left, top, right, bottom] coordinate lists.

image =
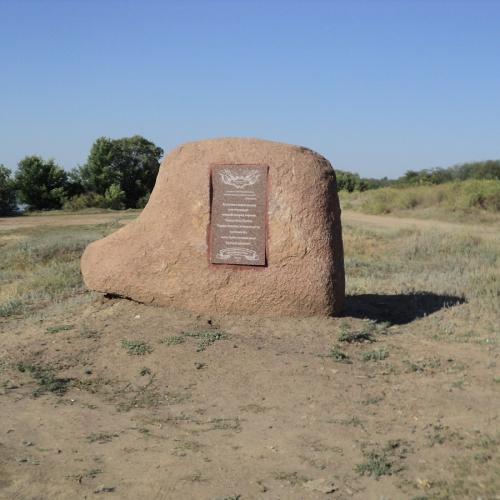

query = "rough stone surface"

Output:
[[81, 138, 345, 317]]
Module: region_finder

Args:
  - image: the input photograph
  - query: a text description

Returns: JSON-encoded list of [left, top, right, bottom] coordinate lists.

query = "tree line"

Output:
[[0, 135, 163, 215], [2, 137, 499, 215], [336, 159, 500, 192]]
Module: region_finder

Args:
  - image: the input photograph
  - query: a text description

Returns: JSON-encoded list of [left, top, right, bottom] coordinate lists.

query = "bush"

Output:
[[104, 184, 125, 210], [63, 193, 106, 211]]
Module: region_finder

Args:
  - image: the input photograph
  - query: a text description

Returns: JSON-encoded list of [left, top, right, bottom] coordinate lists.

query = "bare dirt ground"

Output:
[[0, 211, 498, 500], [0, 212, 136, 231], [343, 211, 500, 239]]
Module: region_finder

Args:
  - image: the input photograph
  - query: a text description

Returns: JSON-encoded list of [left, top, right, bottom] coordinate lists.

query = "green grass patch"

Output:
[[160, 335, 185, 345], [121, 340, 153, 355]]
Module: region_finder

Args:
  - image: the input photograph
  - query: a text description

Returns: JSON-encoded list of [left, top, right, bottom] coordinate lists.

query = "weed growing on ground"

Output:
[[16, 361, 71, 397], [160, 335, 185, 345], [183, 330, 227, 351], [210, 417, 241, 431], [329, 346, 352, 363], [339, 322, 376, 343], [46, 324, 74, 334], [403, 358, 441, 373], [273, 471, 309, 486], [356, 440, 409, 479], [362, 348, 389, 362], [121, 340, 153, 355], [86, 432, 119, 444]]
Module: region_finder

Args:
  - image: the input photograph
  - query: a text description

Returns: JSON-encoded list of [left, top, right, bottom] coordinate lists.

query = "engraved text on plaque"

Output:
[[210, 164, 268, 266]]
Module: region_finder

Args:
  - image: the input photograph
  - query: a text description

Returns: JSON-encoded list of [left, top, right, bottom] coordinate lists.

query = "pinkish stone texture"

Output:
[[81, 138, 345, 317]]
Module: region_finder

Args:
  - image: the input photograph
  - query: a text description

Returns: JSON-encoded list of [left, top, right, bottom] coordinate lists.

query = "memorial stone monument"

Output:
[[81, 138, 345, 316]]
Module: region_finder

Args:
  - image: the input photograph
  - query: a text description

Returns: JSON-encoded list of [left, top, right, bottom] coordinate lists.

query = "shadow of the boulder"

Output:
[[342, 292, 466, 325]]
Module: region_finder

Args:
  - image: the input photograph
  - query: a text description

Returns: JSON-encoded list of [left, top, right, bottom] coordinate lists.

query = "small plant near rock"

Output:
[[329, 346, 352, 363], [362, 349, 389, 362], [339, 323, 375, 343], [139, 367, 151, 376], [121, 340, 153, 355], [183, 330, 227, 352]]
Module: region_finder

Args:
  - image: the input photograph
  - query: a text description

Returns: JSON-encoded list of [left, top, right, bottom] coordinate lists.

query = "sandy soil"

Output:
[[0, 211, 498, 500], [343, 211, 500, 238], [0, 213, 135, 231]]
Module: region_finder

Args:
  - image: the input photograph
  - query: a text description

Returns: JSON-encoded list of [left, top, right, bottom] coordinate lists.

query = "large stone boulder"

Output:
[[81, 138, 344, 317]]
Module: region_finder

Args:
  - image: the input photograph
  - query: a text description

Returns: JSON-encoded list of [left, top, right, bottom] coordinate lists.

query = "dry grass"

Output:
[[0, 223, 119, 317], [341, 179, 500, 223], [343, 222, 499, 335]]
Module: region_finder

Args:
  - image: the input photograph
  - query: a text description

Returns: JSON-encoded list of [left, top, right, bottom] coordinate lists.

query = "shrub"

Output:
[[104, 184, 125, 210], [63, 193, 106, 211]]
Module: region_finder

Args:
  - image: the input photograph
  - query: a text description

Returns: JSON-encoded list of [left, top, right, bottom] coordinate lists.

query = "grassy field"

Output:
[[0, 210, 499, 499]]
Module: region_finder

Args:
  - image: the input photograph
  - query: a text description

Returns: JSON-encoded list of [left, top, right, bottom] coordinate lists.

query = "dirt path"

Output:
[[0, 212, 137, 231], [342, 210, 500, 237], [2, 210, 498, 238]]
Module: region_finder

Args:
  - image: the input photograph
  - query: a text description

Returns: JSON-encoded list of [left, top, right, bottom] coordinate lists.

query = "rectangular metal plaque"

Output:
[[210, 164, 268, 266]]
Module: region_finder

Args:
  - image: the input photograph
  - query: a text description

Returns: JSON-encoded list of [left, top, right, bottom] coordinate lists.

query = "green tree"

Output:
[[0, 165, 18, 215], [79, 135, 163, 208], [336, 170, 368, 192], [15, 156, 68, 210]]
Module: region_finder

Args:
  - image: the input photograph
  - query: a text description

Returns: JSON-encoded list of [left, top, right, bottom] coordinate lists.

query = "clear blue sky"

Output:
[[1, 0, 499, 178]]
